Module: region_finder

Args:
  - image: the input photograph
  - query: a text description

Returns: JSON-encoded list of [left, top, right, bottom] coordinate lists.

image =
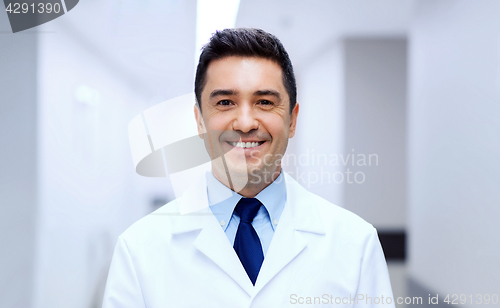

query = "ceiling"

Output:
[[39, 0, 416, 101]]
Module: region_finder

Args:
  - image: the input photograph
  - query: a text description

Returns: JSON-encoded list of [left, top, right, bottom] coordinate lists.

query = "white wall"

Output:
[[344, 38, 407, 229], [409, 0, 500, 299], [290, 42, 344, 205], [34, 23, 151, 308], [33, 2, 196, 306], [0, 11, 37, 308]]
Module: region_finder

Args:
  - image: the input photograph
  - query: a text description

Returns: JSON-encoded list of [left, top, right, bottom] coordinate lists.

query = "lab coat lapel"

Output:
[[253, 173, 325, 295], [193, 222, 254, 295], [170, 174, 254, 296]]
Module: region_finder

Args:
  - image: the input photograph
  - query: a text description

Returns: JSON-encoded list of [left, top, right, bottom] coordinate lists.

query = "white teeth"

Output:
[[229, 141, 262, 148]]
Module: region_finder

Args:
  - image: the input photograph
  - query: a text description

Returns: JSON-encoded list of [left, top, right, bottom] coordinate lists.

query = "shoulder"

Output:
[[118, 173, 209, 245], [118, 199, 181, 244], [284, 172, 375, 236], [313, 191, 375, 235]]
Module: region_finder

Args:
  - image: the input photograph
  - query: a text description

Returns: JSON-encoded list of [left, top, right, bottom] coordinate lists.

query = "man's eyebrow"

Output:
[[254, 89, 281, 99], [209, 89, 238, 99]]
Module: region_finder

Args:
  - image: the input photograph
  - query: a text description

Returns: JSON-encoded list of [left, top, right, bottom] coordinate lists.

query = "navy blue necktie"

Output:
[[233, 198, 264, 285]]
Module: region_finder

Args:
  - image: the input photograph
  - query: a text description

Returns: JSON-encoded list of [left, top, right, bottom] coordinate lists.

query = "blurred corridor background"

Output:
[[1, 0, 499, 307]]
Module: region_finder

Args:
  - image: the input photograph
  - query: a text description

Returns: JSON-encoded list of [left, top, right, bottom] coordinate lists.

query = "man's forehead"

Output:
[[203, 56, 287, 95]]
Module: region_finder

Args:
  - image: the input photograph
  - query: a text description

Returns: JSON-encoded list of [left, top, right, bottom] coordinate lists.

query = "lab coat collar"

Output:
[[169, 171, 326, 296], [252, 172, 325, 297]]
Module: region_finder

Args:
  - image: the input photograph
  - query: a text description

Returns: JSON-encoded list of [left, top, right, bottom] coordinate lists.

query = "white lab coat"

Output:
[[103, 173, 395, 307]]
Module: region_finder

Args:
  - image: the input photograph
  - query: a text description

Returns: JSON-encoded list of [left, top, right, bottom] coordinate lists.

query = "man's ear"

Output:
[[194, 104, 206, 138], [288, 103, 299, 138]]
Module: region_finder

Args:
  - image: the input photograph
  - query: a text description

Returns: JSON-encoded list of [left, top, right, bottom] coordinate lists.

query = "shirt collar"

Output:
[[207, 170, 287, 231]]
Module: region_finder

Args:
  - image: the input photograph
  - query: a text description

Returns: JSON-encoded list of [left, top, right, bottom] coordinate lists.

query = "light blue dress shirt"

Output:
[[207, 171, 287, 256]]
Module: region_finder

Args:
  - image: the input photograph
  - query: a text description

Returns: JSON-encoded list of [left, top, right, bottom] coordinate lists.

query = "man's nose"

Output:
[[232, 104, 259, 133]]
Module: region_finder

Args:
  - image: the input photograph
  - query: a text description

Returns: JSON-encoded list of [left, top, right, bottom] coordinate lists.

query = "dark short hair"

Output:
[[194, 28, 297, 114]]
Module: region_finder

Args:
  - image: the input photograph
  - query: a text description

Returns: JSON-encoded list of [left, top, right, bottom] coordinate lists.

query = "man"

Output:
[[103, 28, 394, 307]]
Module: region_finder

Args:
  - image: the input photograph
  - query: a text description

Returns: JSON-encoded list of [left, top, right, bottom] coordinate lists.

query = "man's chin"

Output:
[[212, 155, 278, 189], [230, 165, 278, 184]]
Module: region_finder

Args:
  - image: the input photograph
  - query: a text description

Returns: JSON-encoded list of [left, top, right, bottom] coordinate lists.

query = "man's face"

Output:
[[194, 56, 299, 188]]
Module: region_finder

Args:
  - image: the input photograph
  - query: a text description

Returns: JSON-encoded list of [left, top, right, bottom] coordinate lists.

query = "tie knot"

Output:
[[235, 198, 262, 223]]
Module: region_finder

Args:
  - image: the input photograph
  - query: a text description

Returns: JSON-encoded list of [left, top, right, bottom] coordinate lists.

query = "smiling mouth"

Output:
[[226, 141, 265, 148]]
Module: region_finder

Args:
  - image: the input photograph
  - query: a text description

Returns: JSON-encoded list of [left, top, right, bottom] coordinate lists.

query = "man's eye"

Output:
[[259, 100, 273, 106], [217, 100, 233, 106]]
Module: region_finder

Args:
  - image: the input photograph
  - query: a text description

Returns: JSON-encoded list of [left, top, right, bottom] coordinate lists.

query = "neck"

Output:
[[212, 168, 281, 198]]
